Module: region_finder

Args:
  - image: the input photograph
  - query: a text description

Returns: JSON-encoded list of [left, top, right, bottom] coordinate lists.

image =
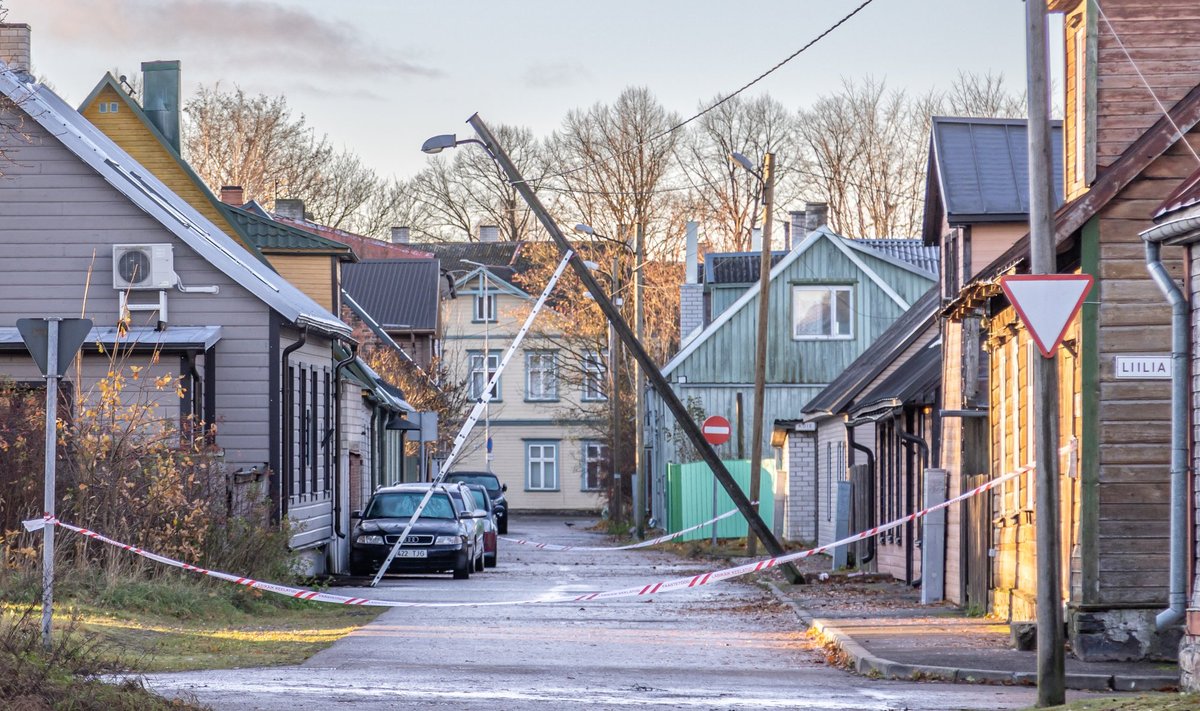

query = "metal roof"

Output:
[[802, 288, 940, 419], [929, 117, 1063, 224], [270, 216, 434, 260], [852, 239, 940, 276], [0, 67, 350, 338], [704, 251, 789, 284], [0, 325, 222, 353], [1155, 164, 1200, 218], [342, 259, 441, 331], [222, 205, 355, 258], [421, 241, 525, 275], [847, 340, 941, 424]]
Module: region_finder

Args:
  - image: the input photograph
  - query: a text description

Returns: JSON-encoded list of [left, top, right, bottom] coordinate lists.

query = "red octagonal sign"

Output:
[[702, 415, 731, 446]]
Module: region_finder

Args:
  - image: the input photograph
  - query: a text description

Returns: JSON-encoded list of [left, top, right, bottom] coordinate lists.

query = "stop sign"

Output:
[[701, 415, 732, 446]]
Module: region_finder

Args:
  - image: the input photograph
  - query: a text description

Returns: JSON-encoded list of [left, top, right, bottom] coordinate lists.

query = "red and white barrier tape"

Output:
[[22, 461, 1041, 608], [501, 504, 752, 551]]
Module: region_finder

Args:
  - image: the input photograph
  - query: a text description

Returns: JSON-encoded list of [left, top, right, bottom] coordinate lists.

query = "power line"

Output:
[[519, 0, 880, 185]]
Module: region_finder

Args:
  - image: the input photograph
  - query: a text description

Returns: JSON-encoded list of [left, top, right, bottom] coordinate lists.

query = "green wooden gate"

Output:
[[665, 459, 774, 541]]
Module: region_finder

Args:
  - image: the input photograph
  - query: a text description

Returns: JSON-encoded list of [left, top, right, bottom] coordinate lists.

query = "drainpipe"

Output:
[[280, 328, 308, 520], [847, 423, 876, 566], [900, 430, 929, 586], [1144, 239, 1188, 631], [332, 340, 358, 539]]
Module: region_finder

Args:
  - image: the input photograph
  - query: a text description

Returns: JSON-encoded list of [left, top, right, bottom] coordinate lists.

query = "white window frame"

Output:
[[468, 351, 500, 401], [526, 441, 559, 491], [582, 440, 608, 492], [525, 350, 558, 401], [473, 292, 497, 322], [582, 350, 607, 401], [792, 285, 853, 340]]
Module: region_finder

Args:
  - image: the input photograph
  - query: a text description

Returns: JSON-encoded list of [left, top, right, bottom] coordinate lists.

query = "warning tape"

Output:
[[501, 503, 754, 551], [22, 460, 1046, 608]]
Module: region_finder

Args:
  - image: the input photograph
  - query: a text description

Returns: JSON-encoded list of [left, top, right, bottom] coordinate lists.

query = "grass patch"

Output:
[[1039, 694, 1200, 710]]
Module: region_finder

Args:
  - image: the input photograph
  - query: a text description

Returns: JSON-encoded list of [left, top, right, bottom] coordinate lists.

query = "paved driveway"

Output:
[[146, 515, 1052, 709]]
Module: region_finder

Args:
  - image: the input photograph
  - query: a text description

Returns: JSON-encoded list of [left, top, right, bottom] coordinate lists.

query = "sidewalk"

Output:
[[761, 563, 1180, 693]]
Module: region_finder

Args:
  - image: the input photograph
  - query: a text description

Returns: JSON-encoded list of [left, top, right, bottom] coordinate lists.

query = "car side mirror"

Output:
[[351, 510, 362, 519], [501, 483, 508, 492]]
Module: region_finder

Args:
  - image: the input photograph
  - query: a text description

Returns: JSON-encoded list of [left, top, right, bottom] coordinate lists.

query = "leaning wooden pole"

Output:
[[467, 114, 799, 583]]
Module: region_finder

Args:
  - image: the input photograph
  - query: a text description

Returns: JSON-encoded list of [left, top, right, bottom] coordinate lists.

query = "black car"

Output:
[[349, 483, 486, 579], [444, 471, 508, 534]]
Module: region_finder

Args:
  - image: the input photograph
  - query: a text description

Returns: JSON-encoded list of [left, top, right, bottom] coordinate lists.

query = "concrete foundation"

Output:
[[1179, 634, 1200, 690], [1068, 608, 1181, 662]]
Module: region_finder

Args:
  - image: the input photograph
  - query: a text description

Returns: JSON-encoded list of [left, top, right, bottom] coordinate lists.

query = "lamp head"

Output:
[[421, 134, 459, 155], [573, 223, 596, 236], [730, 152, 756, 174]]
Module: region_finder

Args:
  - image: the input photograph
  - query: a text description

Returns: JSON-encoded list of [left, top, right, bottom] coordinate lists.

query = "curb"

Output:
[[762, 580, 1178, 692]]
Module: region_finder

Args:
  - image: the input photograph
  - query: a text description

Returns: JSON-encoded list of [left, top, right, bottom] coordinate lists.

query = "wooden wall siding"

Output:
[[672, 238, 934, 385], [970, 224, 1028, 278], [816, 419, 846, 547], [283, 332, 336, 550], [0, 104, 279, 483], [80, 84, 249, 252], [270, 254, 336, 314], [986, 305, 1085, 620]]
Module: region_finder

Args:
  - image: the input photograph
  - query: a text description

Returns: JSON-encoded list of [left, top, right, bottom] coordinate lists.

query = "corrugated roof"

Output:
[[342, 259, 441, 331], [0, 67, 350, 338], [1155, 164, 1200, 217], [847, 340, 941, 423], [802, 288, 940, 419], [704, 251, 789, 284], [853, 239, 940, 276], [222, 205, 355, 258], [930, 116, 1063, 222], [421, 241, 525, 275]]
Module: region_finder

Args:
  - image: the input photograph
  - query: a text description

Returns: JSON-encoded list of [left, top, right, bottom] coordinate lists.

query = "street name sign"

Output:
[[1114, 355, 1170, 379], [998, 274, 1094, 358]]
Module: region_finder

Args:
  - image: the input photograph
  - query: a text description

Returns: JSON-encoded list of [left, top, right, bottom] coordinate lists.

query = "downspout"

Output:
[[280, 327, 308, 520], [847, 423, 876, 566], [332, 340, 357, 539], [900, 429, 929, 586], [1145, 239, 1188, 630]]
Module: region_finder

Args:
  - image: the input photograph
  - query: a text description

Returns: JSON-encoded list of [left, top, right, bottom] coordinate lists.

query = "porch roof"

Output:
[[846, 340, 941, 425], [0, 325, 222, 354]]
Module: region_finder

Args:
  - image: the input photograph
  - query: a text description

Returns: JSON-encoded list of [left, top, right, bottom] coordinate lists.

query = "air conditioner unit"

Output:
[[112, 244, 178, 290]]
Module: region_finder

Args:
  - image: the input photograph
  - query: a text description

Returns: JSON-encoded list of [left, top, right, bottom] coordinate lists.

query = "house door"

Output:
[[963, 472, 992, 612]]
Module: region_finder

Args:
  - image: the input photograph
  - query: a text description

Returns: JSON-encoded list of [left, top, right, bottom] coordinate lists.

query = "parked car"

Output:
[[444, 471, 508, 533], [465, 484, 498, 568], [446, 485, 490, 573], [349, 482, 486, 579]]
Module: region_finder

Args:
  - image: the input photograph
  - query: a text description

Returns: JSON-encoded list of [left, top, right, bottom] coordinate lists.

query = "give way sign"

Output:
[[999, 274, 1094, 358], [702, 415, 731, 446]]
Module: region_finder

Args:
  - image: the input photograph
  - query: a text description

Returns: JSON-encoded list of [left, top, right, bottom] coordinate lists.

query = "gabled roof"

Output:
[[271, 215, 434, 260], [342, 259, 441, 331], [662, 226, 935, 376], [802, 288, 940, 420], [222, 204, 356, 259], [847, 340, 941, 425], [0, 66, 350, 338], [967, 82, 1200, 287]]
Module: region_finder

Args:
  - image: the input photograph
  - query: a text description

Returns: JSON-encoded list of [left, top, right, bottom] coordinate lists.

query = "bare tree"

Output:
[[944, 70, 1026, 118]]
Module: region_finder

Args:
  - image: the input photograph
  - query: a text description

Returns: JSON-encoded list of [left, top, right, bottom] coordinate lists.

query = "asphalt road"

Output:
[[146, 515, 1055, 710]]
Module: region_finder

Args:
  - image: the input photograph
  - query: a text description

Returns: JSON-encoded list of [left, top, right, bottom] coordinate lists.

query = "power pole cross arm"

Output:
[[466, 113, 800, 583]]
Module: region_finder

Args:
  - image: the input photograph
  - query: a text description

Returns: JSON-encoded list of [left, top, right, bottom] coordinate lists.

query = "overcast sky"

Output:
[[10, 1, 1043, 179]]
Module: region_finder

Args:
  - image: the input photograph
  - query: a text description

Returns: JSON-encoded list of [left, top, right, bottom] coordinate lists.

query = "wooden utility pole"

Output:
[[747, 153, 774, 557], [1024, 1, 1066, 705], [467, 114, 800, 582], [609, 256, 622, 523], [634, 223, 647, 539]]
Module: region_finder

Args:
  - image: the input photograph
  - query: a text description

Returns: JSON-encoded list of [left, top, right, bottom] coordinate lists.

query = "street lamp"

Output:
[[730, 151, 775, 557], [462, 258, 494, 471], [421, 134, 488, 155]]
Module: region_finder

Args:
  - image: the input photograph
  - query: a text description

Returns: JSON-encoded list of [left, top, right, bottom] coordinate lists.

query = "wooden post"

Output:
[[747, 153, 774, 557]]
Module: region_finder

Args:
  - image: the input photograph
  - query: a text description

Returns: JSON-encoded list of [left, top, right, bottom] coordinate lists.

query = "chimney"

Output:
[[220, 186, 244, 206], [804, 202, 828, 235], [679, 221, 704, 341], [274, 198, 306, 221], [478, 224, 501, 243], [789, 210, 807, 249], [390, 226, 411, 244], [141, 60, 182, 153], [0, 23, 32, 79], [750, 227, 762, 252]]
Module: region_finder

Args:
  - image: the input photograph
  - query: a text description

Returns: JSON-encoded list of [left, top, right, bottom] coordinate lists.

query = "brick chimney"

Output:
[[141, 60, 181, 153], [0, 23, 32, 79], [679, 221, 704, 341], [804, 202, 828, 235], [220, 186, 244, 206], [478, 224, 501, 243], [275, 198, 306, 221], [789, 210, 807, 249], [390, 226, 411, 244]]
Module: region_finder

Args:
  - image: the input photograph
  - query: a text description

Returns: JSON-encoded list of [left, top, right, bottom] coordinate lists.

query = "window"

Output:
[[526, 442, 559, 491], [525, 351, 558, 401], [109, 102, 119, 113], [469, 352, 500, 401], [474, 292, 496, 322], [792, 285, 853, 339], [98, 103, 107, 113], [582, 350, 607, 401], [583, 441, 609, 491]]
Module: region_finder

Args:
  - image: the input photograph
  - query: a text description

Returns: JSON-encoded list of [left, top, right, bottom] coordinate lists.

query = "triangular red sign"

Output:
[[999, 274, 1094, 358]]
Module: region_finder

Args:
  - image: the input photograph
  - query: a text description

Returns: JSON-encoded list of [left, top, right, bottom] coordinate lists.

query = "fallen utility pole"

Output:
[[467, 113, 800, 583]]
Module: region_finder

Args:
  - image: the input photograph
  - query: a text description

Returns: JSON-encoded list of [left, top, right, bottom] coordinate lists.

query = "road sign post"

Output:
[[17, 317, 92, 650]]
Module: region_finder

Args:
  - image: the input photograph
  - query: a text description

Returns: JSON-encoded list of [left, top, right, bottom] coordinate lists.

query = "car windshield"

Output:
[[470, 489, 488, 509], [364, 492, 455, 520], [447, 473, 501, 495]]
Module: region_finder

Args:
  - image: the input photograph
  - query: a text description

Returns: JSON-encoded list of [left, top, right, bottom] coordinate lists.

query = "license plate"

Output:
[[395, 549, 427, 558]]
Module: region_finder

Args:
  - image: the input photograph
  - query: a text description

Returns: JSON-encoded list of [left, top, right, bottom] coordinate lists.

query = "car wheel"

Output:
[[349, 561, 370, 577], [498, 517, 508, 535], [475, 549, 485, 572], [485, 552, 497, 569], [453, 551, 471, 580]]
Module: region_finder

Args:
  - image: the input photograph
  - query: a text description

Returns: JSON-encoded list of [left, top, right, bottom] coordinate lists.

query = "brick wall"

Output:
[[679, 283, 704, 340], [783, 430, 817, 542], [0, 24, 31, 74]]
